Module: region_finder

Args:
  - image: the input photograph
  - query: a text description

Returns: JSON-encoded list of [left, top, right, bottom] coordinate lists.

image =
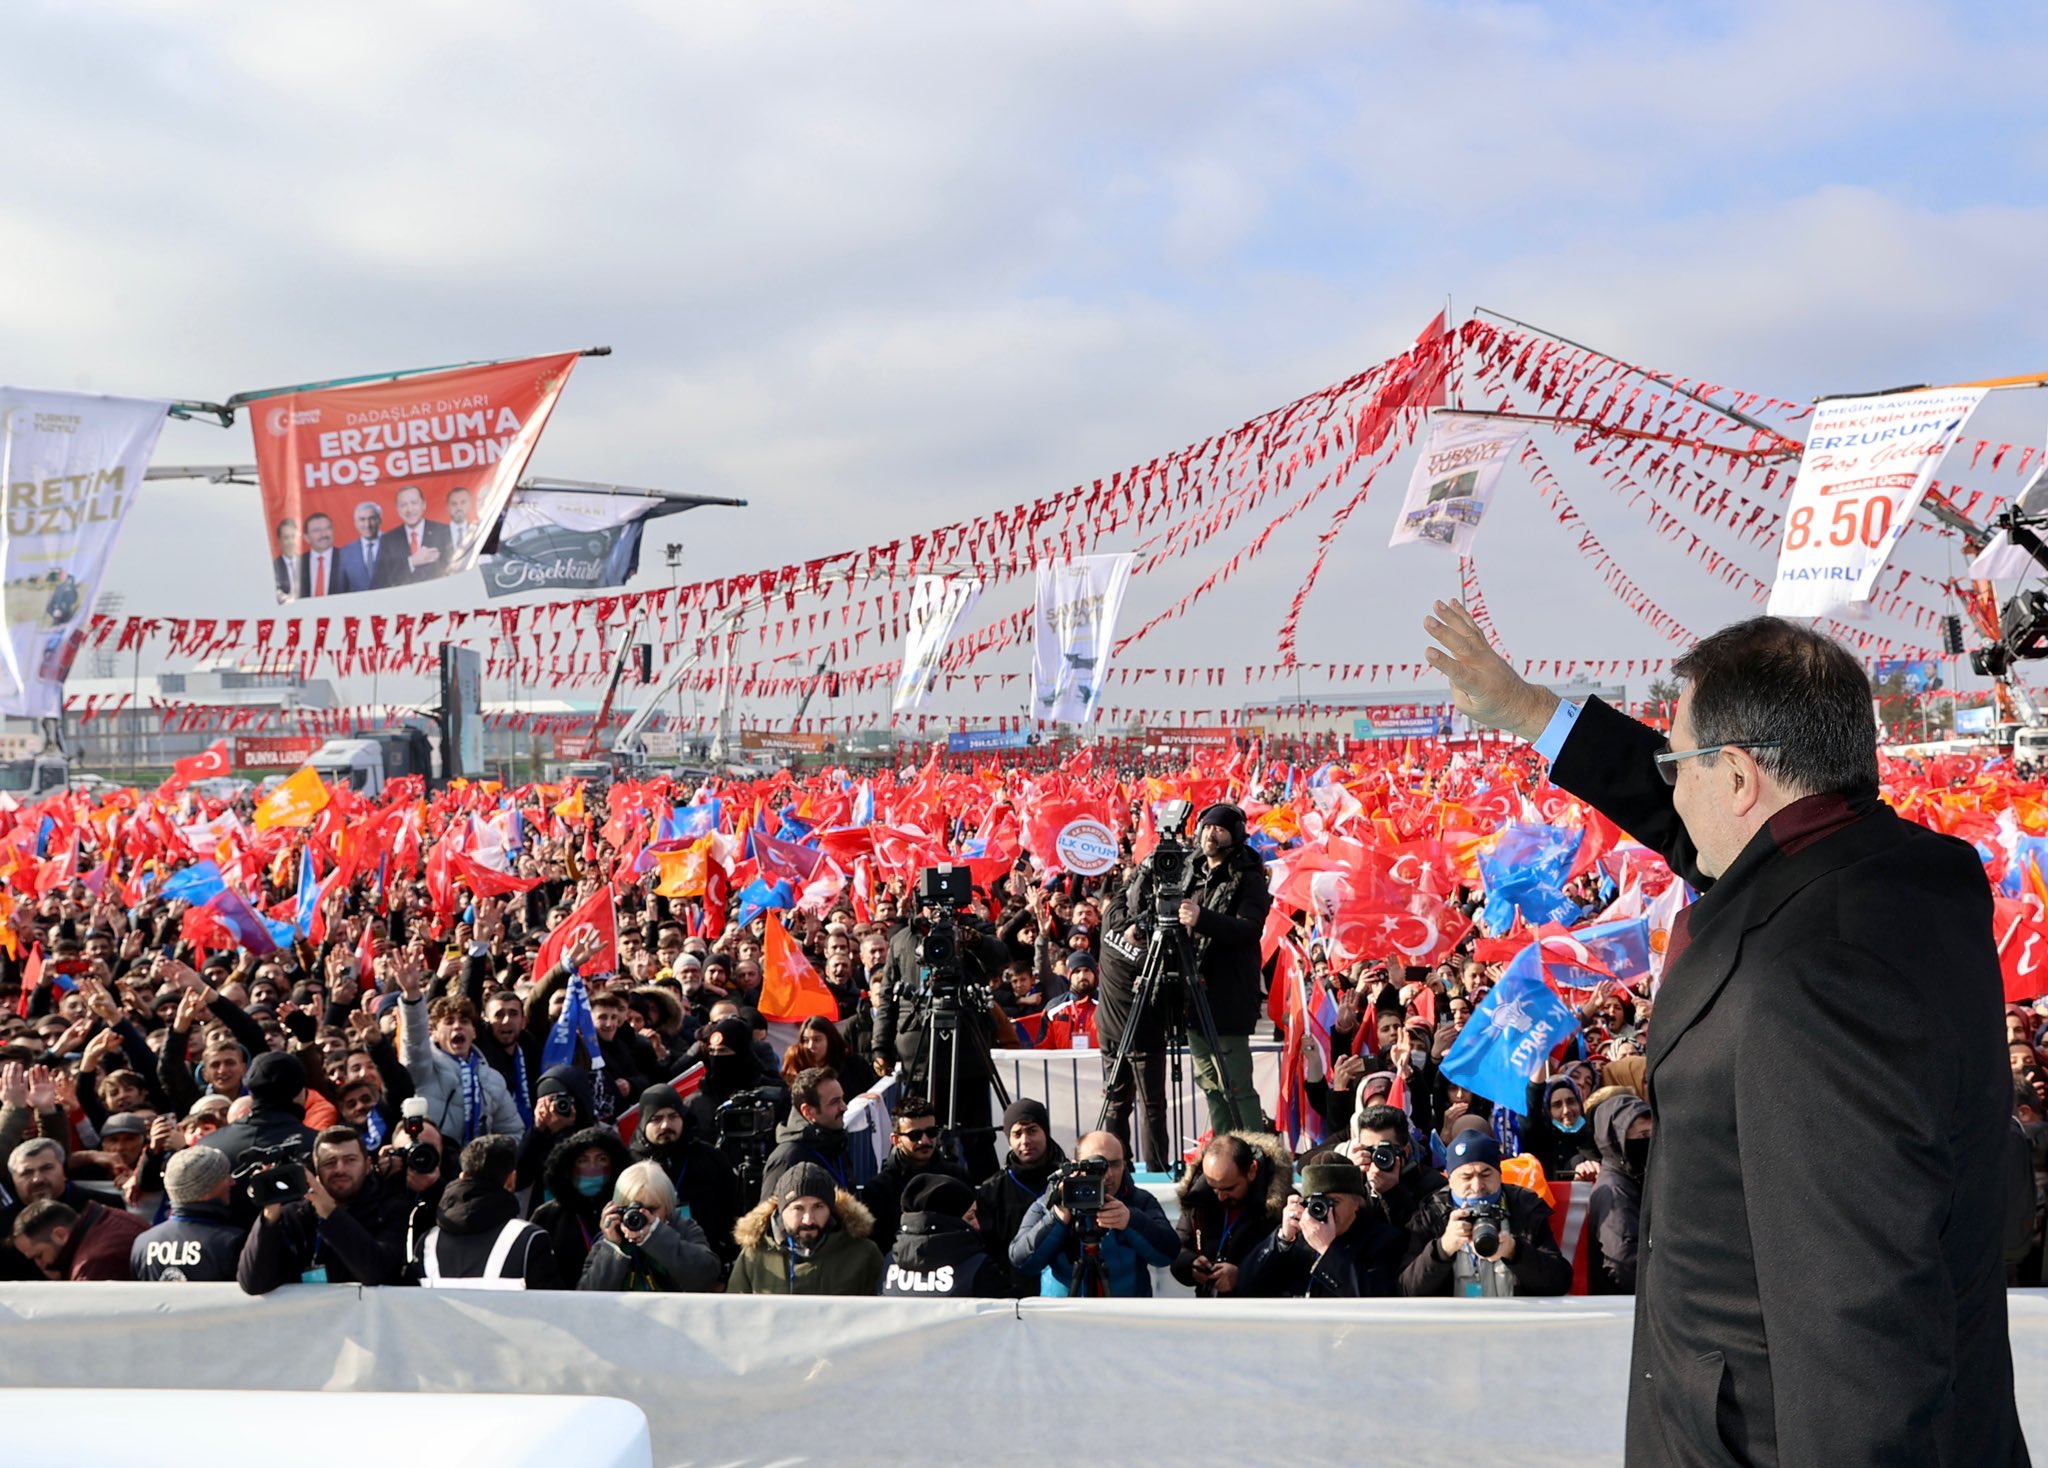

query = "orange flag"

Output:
[[653, 836, 713, 898], [757, 910, 838, 1024], [254, 767, 330, 832]]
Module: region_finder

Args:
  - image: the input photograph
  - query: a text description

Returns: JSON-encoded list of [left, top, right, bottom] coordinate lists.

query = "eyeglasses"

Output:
[[898, 1126, 941, 1141], [1653, 739, 1782, 786]]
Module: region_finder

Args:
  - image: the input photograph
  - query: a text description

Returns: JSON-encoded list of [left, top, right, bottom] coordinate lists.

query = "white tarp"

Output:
[[3, 1287, 2045, 1468], [1768, 386, 1985, 617], [1388, 412, 1527, 553], [893, 573, 982, 711], [0, 390, 167, 717], [1030, 552, 1134, 725]]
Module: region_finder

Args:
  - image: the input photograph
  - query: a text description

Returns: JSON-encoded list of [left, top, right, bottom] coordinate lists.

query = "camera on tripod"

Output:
[[912, 865, 977, 1002], [1967, 504, 2048, 680], [234, 1144, 310, 1208], [1050, 1155, 1109, 1233], [715, 1090, 779, 1144]]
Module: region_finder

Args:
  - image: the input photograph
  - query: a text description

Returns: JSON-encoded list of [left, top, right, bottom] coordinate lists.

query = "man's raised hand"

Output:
[[1421, 598, 1559, 741]]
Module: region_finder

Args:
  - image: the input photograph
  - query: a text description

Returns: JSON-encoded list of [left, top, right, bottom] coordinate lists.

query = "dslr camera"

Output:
[[620, 1205, 652, 1235], [399, 1096, 441, 1176], [1303, 1192, 1341, 1224], [1465, 1199, 1509, 1259], [1050, 1156, 1110, 1234], [234, 1144, 309, 1208]]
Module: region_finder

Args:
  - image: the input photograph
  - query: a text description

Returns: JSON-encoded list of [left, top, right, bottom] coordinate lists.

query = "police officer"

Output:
[[130, 1147, 246, 1282]]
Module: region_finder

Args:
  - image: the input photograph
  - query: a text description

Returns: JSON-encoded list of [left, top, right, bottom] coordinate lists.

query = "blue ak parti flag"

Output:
[[542, 969, 606, 1074], [292, 847, 323, 937], [160, 860, 227, 906], [1439, 945, 1582, 1115], [1478, 822, 1583, 932]]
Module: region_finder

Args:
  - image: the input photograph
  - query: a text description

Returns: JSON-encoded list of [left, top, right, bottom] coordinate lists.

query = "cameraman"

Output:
[[1399, 1128, 1571, 1297], [576, 1160, 721, 1292], [1009, 1130, 1176, 1297], [874, 885, 1014, 1179], [237, 1125, 412, 1293], [1343, 1103, 1445, 1230], [1240, 1158, 1408, 1298], [1110, 804, 1271, 1138]]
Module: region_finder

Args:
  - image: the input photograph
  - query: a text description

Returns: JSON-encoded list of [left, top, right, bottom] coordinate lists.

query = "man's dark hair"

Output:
[[1671, 617, 1879, 799], [894, 1095, 936, 1128], [1356, 1103, 1413, 1147], [13, 1198, 78, 1242], [313, 1125, 365, 1158], [459, 1134, 519, 1188], [791, 1066, 840, 1114], [1201, 1133, 1257, 1175], [2016, 1084, 2041, 1118]]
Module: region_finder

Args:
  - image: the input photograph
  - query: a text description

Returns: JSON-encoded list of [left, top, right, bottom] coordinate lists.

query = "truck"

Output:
[[305, 728, 439, 797], [0, 733, 70, 803]]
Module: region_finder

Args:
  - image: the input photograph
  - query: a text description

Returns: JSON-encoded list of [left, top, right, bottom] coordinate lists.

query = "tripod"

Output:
[[916, 981, 1012, 1177], [1096, 915, 1243, 1178], [1067, 1225, 1109, 1297]]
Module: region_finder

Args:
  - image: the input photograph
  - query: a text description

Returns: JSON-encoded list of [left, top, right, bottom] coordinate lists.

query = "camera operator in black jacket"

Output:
[[237, 1125, 413, 1293], [1240, 1157, 1408, 1298], [1105, 803, 1271, 1138], [873, 884, 1014, 1180]]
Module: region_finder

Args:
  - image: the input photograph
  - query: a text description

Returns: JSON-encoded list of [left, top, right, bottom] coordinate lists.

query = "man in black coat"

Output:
[[237, 1126, 413, 1292], [880, 1174, 1003, 1297], [974, 1098, 1064, 1297], [1240, 1157, 1408, 1298], [861, 1094, 971, 1254], [874, 909, 1011, 1181], [1106, 803, 1271, 1136], [131, 1146, 247, 1282], [1427, 603, 2027, 1466], [630, 1082, 746, 1263], [1170, 1131, 1289, 1296], [1398, 1128, 1573, 1297], [196, 1052, 320, 1225]]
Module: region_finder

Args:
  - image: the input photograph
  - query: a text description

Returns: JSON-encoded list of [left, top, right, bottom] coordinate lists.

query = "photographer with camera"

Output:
[[577, 1160, 722, 1293], [1239, 1158, 1408, 1298], [1399, 1128, 1571, 1298], [1106, 803, 1271, 1141], [874, 867, 1015, 1180], [197, 1051, 320, 1225], [1171, 1132, 1290, 1297], [1342, 1103, 1445, 1231], [237, 1125, 414, 1293], [1009, 1130, 1176, 1297]]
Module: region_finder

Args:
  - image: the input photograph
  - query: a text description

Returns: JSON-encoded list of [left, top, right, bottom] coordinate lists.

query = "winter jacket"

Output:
[[1369, 1160, 1447, 1233], [975, 1141, 1065, 1297], [881, 1211, 1002, 1297], [514, 1064, 598, 1190], [131, 1202, 245, 1282], [1398, 1183, 1573, 1297], [1239, 1206, 1409, 1297], [1170, 1131, 1290, 1294], [413, 1176, 560, 1288], [236, 1172, 415, 1293], [529, 1125, 634, 1286], [1521, 1077, 1601, 1181], [1010, 1175, 1178, 1298], [194, 1103, 320, 1226], [1115, 841, 1271, 1035], [577, 1215, 721, 1292], [762, 1113, 862, 1203], [1585, 1093, 1650, 1294], [630, 1130, 747, 1262], [862, 1145, 971, 1255], [728, 1187, 884, 1296], [45, 1201, 147, 1281], [398, 994, 525, 1144]]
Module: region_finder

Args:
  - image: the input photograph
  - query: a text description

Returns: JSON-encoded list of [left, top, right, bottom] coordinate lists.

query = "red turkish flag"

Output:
[[536, 883, 618, 979], [163, 741, 232, 792], [1995, 897, 2048, 1002]]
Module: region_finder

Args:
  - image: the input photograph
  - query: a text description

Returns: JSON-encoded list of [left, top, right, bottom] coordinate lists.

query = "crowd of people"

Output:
[[0, 724, 2042, 1301]]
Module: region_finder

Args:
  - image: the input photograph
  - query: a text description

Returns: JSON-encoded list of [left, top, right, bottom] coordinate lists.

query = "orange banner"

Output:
[[253, 767, 330, 831], [248, 353, 579, 602]]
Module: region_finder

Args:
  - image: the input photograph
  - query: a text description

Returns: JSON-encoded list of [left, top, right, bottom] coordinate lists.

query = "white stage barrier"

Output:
[[0, 1389, 650, 1468], [3, 1286, 2043, 1468], [989, 1043, 1282, 1170]]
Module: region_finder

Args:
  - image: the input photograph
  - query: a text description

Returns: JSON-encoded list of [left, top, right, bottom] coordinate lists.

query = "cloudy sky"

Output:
[[13, 0, 2048, 718]]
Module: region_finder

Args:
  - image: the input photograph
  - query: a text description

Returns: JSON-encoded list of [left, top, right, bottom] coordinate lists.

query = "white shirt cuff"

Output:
[[1530, 700, 1583, 763]]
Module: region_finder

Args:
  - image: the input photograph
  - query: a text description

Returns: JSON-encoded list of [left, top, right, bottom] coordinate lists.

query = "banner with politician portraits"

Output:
[[0, 389, 168, 718], [249, 353, 579, 602]]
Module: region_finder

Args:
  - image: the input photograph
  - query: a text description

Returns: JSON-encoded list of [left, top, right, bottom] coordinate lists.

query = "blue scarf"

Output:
[[510, 1046, 533, 1128], [361, 1107, 389, 1152], [458, 1051, 486, 1143]]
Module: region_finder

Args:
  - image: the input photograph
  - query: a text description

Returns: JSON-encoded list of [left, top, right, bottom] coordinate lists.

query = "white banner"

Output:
[[479, 488, 683, 599], [1388, 413, 1527, 553], [1030, 552, 1134, 725], [1767, 387, 1986, 617], [1968, 462, 2048, 582], [892, 573, 982, 712], [0, 390, 167, 718]]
